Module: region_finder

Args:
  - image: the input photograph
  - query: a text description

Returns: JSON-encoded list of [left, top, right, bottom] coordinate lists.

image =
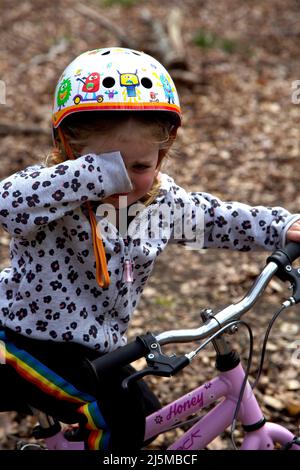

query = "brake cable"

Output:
[[251, 303, 289, 391]]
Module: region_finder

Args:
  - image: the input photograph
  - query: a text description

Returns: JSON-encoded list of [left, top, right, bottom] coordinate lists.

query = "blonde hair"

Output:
[[46, 112, 177, 205]]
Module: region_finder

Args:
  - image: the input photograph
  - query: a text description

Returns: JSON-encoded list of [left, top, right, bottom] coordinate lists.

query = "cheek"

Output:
[[132, 173, 156, 192]]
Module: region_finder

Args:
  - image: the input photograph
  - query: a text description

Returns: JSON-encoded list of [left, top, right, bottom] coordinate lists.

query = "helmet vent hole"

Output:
[[103, 77, 116, 88], [141, 77, 153, 89], [101, 50, 111, 55], [132, 51, 141, 55]]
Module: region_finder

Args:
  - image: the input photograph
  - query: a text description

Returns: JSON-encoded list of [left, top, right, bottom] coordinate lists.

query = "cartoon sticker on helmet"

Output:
[[73, 72, 104, 105], [82, 72, 100, 93], [159, 74, 175, 104], [56, 78, 72, 110], [104, 90, 119, 100], [118, 70, 140, 98], [149, 91, 159, 102]]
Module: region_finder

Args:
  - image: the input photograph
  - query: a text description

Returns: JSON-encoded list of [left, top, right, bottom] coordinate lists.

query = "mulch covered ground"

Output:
[[0, 0, 299, 449]]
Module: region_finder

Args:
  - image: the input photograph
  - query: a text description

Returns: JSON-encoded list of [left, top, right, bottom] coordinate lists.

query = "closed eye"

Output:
[[131, 164, 152, 171]]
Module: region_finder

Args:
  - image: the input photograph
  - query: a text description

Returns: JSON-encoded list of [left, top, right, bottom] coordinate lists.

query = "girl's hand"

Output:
[[286, 220, 300, 243]]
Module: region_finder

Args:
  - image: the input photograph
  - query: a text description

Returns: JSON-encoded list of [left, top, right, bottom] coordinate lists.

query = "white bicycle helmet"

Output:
[[52, 47, 182, 129]]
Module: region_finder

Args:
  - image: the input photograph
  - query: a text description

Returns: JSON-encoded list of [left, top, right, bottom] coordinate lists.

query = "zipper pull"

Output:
[[123, 237, 133, 283], [124, 259, 133, 283]]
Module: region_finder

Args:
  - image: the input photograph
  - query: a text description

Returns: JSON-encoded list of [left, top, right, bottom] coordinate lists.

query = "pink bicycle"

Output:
[[17, 243, 300, 451]]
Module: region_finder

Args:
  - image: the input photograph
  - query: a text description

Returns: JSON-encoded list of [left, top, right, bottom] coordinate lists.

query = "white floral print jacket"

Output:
[[0, 152, 298, 352]]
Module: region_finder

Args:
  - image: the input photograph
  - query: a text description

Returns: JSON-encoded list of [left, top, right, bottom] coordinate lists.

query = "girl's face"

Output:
[[82, 129, 161, 208]]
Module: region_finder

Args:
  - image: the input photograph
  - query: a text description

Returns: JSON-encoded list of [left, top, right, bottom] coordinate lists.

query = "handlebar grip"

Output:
[[267, 242, 300, 285], [283, 242, 300, 264], [91, 336, 149, 376]]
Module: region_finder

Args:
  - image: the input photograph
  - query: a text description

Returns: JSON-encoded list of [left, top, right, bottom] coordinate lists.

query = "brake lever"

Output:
[[122, 368, 167, 390], [122, 352, 190, 390], [267, 249, 300, 303]]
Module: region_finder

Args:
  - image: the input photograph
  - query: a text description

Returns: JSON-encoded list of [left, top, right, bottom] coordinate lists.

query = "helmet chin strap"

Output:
[[57, 127, 110, 289]]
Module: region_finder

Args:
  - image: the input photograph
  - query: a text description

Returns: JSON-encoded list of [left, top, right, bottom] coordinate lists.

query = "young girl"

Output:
[[0, 47, 300, 451]]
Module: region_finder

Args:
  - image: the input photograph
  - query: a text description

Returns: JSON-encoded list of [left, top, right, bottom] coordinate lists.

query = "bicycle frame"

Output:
[[41, 359, 298, 451], [144, 362, 298, 450]]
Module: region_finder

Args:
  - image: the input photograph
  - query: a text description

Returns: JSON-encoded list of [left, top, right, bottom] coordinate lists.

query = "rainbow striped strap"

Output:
[[0, 330, 111, 449]]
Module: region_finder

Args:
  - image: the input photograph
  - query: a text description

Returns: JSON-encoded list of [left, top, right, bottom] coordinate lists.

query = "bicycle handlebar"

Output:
[[155, 260, 279, 346], [281, 241, 300, 263], [91, 243, 300, 375], [90, 335, 150, 377]]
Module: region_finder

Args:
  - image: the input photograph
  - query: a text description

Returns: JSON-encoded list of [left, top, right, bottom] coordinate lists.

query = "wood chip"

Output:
[[287, 380, 300, 391], [285, 400, 300, 416], [263, 395, 284, 410]]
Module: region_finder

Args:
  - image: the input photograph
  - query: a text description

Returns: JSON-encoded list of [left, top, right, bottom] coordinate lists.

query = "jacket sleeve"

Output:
[[166, 186, 300, 251], [0, 152, 132, 238]]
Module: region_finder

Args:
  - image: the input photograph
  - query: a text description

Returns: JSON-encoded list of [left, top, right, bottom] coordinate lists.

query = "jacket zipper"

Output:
[[123, 236, 133, 283]]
